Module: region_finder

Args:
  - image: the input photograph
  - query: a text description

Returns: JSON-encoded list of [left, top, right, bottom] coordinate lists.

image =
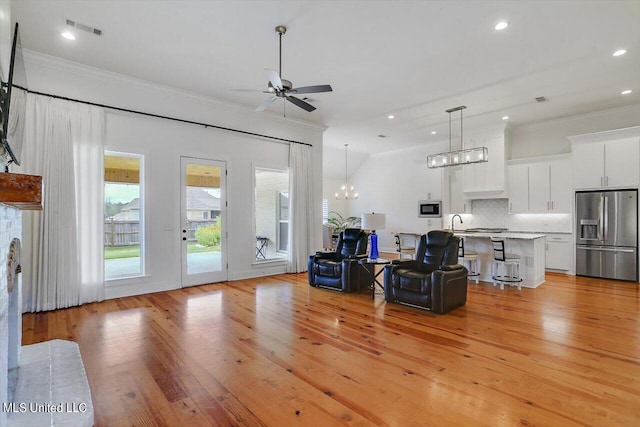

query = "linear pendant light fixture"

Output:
[[427, 105, 488, 168], [335, 144, 359, 199]]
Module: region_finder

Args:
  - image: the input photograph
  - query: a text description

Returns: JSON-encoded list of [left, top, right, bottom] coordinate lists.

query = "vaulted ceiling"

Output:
[[10, 0, 640, 159]]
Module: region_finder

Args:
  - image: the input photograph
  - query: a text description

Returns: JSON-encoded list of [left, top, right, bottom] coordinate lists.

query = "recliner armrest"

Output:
[[438, 264, 465, 272], [314, 251, 340, 261], [346, 254, 368, 260]]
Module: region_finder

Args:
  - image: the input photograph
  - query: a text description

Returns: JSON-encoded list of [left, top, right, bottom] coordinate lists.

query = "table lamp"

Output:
[[361, 213, 386, 259]]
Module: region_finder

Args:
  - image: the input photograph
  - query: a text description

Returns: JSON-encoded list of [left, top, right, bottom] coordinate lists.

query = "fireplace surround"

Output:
[[1, 174, 93, 425]]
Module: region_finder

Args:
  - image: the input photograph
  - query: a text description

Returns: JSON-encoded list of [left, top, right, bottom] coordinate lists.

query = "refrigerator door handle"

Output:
[[577, 246, 636, 253], [599, 195, 605, 242]]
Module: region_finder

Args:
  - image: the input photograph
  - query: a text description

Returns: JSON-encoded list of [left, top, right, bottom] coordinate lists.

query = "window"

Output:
[[322, 198, 329, 223], [277, 192, 289, 252], [104, 152, 144, 279], [254, 167, 289, 260]]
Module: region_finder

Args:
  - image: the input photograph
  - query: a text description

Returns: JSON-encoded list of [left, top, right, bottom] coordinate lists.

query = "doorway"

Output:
[[180, 156, 227, 286]]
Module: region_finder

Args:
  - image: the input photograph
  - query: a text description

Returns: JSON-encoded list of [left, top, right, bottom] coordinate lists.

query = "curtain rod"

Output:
[[23, 88, 314, 147]]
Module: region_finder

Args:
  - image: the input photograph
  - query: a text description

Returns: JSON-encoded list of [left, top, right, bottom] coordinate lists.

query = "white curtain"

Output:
[[18, 94, 105, 312], [287, 143, 315, 273]]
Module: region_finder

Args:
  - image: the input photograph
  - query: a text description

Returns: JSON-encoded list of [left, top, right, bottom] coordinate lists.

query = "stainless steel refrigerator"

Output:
[[576, 189, 638, 281]]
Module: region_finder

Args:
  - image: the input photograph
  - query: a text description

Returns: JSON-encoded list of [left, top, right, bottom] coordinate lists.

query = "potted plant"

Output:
[[326, 211, 361, 234]]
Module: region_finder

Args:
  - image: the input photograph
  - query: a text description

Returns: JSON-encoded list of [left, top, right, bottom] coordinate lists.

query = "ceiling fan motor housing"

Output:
[[268, 79, 293, 94]]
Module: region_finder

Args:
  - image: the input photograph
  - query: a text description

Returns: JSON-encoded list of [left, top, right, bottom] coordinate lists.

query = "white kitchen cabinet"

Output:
[[508, 157, 571, 214], [570, 127, 640, 190], [448, 166, 469, 214], [528, 162, 550, 212], [548, 160, 572, 213], [463, 126, 507, 197], [508, 164, 529, 213], [545, 234, 572, 271], [605, 137, 639, 188]]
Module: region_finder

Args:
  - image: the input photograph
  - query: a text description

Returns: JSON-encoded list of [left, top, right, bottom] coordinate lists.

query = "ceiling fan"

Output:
[[234, 25, 333, 113]]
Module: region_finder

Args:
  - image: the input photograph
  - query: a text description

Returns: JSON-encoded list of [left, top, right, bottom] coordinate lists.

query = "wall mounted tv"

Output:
[[0, 22, 27, 168]]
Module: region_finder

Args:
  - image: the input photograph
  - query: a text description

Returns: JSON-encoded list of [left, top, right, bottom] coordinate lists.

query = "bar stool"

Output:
[[458, 238, 479, 284], [490, 238, 522, 290], [395, 233, 416, 260]]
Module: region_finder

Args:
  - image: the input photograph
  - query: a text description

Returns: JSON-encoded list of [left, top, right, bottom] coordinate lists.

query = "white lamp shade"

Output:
[[361, 213, 386, 231]]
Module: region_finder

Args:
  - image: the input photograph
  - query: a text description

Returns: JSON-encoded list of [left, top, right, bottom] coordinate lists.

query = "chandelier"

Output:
[[335, 144, 358, 199], [427, 105, 488, 168]]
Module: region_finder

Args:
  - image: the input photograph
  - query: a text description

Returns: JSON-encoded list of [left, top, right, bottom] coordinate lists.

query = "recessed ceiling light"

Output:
[[621, 89, 632, 95], [61, 31, 76, 40], [431, 131, 437, 135], [494, 21, 509, 31], [613, 49, 627, 57], [502, 116, 509, 120], [387, 115, 394, 119]]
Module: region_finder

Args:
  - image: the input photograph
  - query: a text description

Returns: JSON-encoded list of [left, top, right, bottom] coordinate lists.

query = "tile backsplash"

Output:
[[449, 199, 573, 233]]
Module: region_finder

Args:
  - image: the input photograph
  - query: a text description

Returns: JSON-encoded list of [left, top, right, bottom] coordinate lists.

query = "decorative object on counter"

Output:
[[384, 231, 468, 314], [326, 211, 360, 234], [490, 238, 523, 290], [427, 105, 489, 168], [361, 212, 385, 259], [308, 228, 369, 293], [335, 144, 359, 199]]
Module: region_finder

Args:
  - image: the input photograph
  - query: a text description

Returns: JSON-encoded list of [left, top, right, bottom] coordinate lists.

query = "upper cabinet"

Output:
[[447, 166, 469, 214], [463, 126, 507, 198], [507, 156, 572, 214], [569, 127, 640, 190]]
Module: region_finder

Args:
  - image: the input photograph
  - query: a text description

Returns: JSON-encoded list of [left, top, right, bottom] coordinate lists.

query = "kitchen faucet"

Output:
[[451, 214, 463, 233]]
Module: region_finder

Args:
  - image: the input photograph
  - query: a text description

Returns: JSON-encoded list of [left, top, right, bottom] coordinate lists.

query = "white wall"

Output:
[[346, 141, 449, 252], [22, 51, 324, 299], [510, 104, 640, 159], [0, 0, 10, 82]]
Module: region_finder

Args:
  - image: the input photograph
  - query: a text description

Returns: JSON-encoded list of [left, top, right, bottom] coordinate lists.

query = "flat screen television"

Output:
[[0, 22, 27, 167]]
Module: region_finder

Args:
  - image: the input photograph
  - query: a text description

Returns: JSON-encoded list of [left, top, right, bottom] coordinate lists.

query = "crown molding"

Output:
[[515, 104, 640, 132], [22, 49, 328, 132]]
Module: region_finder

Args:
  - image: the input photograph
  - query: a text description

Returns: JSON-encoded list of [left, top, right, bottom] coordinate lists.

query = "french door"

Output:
[[180, 156, 227, 287]]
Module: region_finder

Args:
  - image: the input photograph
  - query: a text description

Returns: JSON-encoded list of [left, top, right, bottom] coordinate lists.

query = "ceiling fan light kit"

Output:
[[427, 105, 489, 169], [240, 25, 333, 114]]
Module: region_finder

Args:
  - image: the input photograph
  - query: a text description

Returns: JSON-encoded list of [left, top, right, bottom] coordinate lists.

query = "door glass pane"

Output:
[[186, 163, 222, 274], [104, 153, 143, 279]]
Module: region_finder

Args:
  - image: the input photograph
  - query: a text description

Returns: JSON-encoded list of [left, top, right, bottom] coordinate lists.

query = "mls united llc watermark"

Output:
[[3, 402, 88, 413]]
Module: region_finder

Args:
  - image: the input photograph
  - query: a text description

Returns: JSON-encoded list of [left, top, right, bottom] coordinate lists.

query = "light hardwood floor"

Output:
[[22, 269, 640, 426]]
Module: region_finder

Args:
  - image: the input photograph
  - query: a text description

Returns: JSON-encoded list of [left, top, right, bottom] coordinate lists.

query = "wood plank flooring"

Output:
[[22, 271, 640, 426]]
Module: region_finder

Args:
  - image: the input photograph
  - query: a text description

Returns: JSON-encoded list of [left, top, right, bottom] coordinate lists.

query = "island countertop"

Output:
[[454, 232, 546, 240]]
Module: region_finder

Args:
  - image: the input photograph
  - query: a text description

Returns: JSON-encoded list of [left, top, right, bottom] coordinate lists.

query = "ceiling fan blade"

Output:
[[286, 95, 316, 112], [290, 84, 333, 94], [256, 96, 278, 112], [230, 88, 266, 93], [265, 69, 283, 91]]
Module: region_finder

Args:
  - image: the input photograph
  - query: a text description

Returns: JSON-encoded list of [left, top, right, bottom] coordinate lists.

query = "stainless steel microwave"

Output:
[[418, 200, 442, 218]]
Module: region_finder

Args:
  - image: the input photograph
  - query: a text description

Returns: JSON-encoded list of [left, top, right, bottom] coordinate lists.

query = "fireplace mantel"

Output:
[[0, 173, 43, 210]]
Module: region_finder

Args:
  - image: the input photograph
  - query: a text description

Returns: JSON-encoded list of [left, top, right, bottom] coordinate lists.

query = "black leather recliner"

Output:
[[308, 228, 369, 292], [383, 230, 468, 314]]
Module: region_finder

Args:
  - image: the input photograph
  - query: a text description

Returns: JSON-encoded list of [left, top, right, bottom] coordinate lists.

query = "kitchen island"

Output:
[[455, 232, 546, 288]]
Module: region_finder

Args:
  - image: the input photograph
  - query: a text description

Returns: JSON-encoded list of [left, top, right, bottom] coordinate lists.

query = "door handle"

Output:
[[182, 237, 187, 241], [578, 246, 635, 253], [551, 201, 554, 210], [182, 229, 187, 233]]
